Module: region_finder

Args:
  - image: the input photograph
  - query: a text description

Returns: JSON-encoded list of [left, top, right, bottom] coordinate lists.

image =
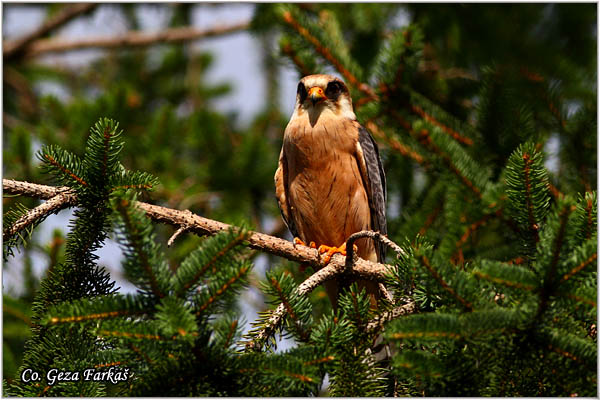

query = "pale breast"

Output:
[[283, 114, 373, 255]]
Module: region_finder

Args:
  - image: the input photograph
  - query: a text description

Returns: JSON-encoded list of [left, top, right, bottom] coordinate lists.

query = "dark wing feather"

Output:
[[275, 149, 300, 239], [357, 125, 387, 262], [278, 198, 299, 239]]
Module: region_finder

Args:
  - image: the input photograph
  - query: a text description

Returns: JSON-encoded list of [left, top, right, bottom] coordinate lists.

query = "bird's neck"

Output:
[[291, 103, 356, 128]]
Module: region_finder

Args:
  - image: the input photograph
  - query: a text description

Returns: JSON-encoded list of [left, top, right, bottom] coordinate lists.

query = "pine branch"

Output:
[[541, 329, 596, 365], [221, 319, 239, 349], [453, 210, 502, 257], [417, 128, 482, 198], [574, 191, 597, 243], [237, 349, 323, 393], [473, 260, 538, 291], [245, 260, 355, 351], [43, 293, 150, 326], [381, 86, 479, 149], [3, 3, 98, 60], [280, 10, 377, 100], [372, 26, 418, 91], [49, 310, 138, 324], [98, 329, 163, 341], [195, 264, 250, 315], [583, 194, 595, 240], [455, 213, 493, 249], [420, 255, 474, 311], [41, 151, 88, 187], [520, 68, 568, 130], [280, 40, 314, 77], [559, 252, 597, 284], [546, 204, 574, 286], [365, 120, 429, 167], [388, 314, 462, 341], [172, 229, 249, 296], [22, 22, 250, 57], [93, 361, 124, 369], [267, 273, 311, 342], [418, 204, 444, 237], [522, 153, 540, 242], [113, 197, 168, 299], [406, 89, 481, 145], [557, 287, 596, 309], [409, 103, 474, 146], [505, 143, 551, 259], [155, 297, 198, 339]]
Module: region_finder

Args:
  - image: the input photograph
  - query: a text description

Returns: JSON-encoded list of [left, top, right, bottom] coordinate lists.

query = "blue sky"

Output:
[[3, 4, 301, 125]]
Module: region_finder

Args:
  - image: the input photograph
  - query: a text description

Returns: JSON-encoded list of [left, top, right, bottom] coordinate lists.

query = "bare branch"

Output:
[[4, 3, 97, 60], [139, 200, 391, 281], [345, 230, 406, 269], [23, 22, 250, 57], [166, 210, 195, 248], [4, 192, 76, 239], [366, 299, 417, 333], [167, 225, 188, 248], [3, 179, 394, 280], [4, 179, 70, 199], [379, 283, 395, 304]]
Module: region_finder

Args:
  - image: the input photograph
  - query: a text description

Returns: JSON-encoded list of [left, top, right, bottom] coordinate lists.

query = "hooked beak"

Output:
[[308, 86, 326, 105]]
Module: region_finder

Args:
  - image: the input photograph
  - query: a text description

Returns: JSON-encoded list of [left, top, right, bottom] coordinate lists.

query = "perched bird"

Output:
[[275, 74, 387, 307]]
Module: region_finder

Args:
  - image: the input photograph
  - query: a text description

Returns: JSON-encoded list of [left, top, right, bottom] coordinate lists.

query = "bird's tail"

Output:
[[357, 279, 381, 309]]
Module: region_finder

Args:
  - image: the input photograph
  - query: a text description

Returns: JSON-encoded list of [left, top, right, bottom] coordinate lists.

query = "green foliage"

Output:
[[372, 25, 424, 86], [505, 142, 551, 256], [262, 270, 313, 343], [5, 117, 158, 396], [387, 185, 596, 395], [326, 286, 387, 397], [235, 347, 323, 396], [5, 121, 259, 395], [3, 202, 36, 259], [112, 195, 171, 298], [276, 4, 366, 84]]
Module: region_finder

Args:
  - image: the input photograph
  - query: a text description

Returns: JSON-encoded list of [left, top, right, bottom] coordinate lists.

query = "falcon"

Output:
[[275, 74, 387, 307]]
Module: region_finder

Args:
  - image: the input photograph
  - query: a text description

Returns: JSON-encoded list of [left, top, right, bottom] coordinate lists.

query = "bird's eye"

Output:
[[297, 82, 308, 103], [325, 81, 344, 100]]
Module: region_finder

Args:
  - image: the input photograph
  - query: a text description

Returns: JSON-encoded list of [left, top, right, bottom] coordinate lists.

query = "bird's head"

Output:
[[293, 74, 356, 126]]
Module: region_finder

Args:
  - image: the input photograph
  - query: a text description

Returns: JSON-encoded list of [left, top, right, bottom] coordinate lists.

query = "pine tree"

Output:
[[3, 3, 596, 396]]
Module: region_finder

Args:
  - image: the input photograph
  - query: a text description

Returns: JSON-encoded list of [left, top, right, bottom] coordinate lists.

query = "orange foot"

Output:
[[293, 238, 316, 273], [318, 242, 358, 264], [293, 237, 316, 248]]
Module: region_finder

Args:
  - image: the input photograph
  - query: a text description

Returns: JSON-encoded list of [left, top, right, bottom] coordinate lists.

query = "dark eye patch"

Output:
[[297, 82, 308, 103], [325, 80, 345, 100]]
